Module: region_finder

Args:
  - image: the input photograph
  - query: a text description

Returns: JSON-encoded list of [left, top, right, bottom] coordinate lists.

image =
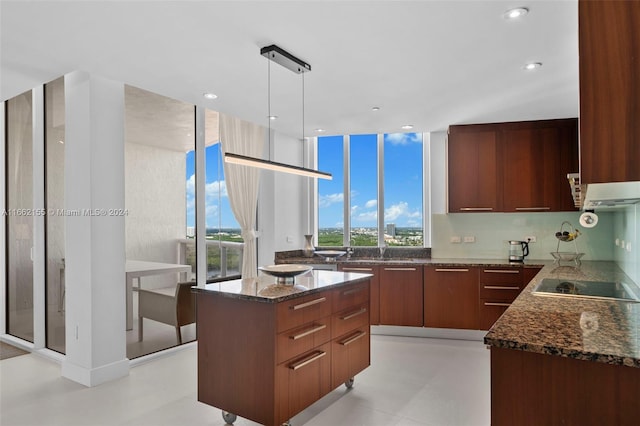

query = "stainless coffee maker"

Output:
[[508, 240, 529, 262]]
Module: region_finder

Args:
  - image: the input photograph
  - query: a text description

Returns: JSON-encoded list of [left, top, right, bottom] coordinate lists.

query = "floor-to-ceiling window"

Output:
[[317, 132, 425, 247], [45, 77, 66, 353], [5, 90, 34, 342]]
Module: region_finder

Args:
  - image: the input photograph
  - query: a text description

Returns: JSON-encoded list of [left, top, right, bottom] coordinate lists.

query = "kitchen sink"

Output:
[[532, 278, 640, 302]]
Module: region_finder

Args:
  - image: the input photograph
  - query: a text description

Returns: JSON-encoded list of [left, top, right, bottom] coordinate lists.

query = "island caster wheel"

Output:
[[222, 411, 237, 424], [344, 377, 355, 389]]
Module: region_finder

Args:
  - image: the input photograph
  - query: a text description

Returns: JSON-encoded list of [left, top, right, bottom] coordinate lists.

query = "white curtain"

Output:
[[220, 114, 265, 279]]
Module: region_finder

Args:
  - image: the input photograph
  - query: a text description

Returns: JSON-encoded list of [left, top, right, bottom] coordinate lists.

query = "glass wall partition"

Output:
[[45, 77, 66, 353], [5, 90, 35, 342], [124, 85, 195, 358]]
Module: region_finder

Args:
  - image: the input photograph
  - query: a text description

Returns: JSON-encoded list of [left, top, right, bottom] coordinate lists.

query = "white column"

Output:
[[61, 71, 128, 386], [0, 101, 5, 335], [32, 85, 46, 349], [195, 106, 206, 287]]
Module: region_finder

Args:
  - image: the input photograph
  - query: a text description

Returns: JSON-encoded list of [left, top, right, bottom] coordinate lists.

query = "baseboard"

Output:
[[62, 357, 129, 387]]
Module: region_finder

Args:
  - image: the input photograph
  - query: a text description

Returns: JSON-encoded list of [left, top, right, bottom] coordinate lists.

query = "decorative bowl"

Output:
[[258, 264, 313, 285], [315, 250, 346, 261], [550, 252, 585, 265]]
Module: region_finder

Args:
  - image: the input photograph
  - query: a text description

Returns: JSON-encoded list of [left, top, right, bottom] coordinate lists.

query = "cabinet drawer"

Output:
[[479, 268, 522, 286], [333, 282, 370, 312], [277, 318, 332, 364], [331, 328, 370, 389], [276, 342, 332, 421], [277, 292, 332, 333], [479, 299, 512, 330], [332, 303, 369, 339]]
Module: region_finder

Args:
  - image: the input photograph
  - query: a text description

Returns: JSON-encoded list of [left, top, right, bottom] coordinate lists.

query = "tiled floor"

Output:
[[0, 335, 490, 426]]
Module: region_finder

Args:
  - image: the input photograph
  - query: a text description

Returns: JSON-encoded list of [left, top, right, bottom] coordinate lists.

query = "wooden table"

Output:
[[125, 260, 192, 330]]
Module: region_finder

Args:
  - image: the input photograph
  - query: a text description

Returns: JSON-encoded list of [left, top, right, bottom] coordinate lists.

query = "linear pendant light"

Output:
[[224, 44, 332, 180]]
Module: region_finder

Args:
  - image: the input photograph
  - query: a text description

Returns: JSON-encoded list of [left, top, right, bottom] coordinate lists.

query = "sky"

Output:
[[186, 132, 423, 231], [318, 133, 423, 229]]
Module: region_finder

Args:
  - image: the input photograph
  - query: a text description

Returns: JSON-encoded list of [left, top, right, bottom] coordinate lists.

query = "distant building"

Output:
[[186, 226, 195, 237], [386, 223, 396, 237]]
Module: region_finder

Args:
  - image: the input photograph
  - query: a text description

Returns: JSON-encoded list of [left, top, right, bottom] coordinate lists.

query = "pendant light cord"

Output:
[[268, 57, 272, 158]]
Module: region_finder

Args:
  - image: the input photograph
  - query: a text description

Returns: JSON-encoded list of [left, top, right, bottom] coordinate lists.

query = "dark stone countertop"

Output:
[[276, 255, 546, 268], [484, 260, 640, 368], [192, 269, 372, 303]]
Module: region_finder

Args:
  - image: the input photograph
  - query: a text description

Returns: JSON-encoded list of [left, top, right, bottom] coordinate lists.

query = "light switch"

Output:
[[450, 236, 461, 243], [463, 236, 476, 243]]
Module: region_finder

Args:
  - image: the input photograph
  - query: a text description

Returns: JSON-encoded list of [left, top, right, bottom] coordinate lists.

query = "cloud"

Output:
[[385, 133, 421, 145], [365, 199, 377, 208], [355, 210, 377, 222], [384, 201, 421, 221], [319, 192, 344, 208]]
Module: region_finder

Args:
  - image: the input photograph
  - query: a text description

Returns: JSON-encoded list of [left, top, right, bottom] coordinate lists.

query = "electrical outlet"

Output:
[[450, 236, 461, 243], [525, 235, 537, 243], [626, 242, 632, 252], [463, 236, 476, 243]]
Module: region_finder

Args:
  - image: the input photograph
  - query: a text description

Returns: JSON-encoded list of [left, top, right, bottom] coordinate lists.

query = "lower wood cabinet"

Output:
[[424, 266, 479, 329], [338, 264, 380, 325], [379, 266, 423, 326], [196, 280, 371, 426]]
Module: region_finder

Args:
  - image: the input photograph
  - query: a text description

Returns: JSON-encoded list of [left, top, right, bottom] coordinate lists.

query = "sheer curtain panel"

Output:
[[220, 115, 264, 278]]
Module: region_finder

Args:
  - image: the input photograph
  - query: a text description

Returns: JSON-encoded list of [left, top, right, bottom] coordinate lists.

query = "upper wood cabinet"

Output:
[[448, 126, 500, 212], [579, 0, 640, 184], [501, 119, 578, 212], [448, 119, 578, 213]]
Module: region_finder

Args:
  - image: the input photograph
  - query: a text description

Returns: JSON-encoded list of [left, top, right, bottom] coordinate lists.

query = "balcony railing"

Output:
[[178, 238, 244, 279]]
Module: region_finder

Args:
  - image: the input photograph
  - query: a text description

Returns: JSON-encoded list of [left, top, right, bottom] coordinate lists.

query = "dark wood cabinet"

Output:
[[448, 119, 578, 213], [424, 266, 479, 329], [501, 120, 578, 212], [338, 264, 380, 325], [196, 279, 370, 426], [579, 0, 640, 184], [448, 126, 500, 212], [379, 266, 423, 326], [478, 266, 542, 330]]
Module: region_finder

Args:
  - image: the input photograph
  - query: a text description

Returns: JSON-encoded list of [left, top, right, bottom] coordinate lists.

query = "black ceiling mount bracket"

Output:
[[260, 44, 311, 74]]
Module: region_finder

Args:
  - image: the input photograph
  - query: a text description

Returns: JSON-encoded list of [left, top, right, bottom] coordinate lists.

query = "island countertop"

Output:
[[191, 269, 373, 303], [484, 260, 640, 368]]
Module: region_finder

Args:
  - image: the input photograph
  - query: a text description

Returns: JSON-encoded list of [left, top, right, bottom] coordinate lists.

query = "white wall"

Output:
[[124, 142, 186, 287], [613, 204, 639, 282], [257, 131, 307, 266]]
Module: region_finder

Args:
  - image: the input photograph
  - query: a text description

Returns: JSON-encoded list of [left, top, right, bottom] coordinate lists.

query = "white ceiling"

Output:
[[1, 0, 579, 139]]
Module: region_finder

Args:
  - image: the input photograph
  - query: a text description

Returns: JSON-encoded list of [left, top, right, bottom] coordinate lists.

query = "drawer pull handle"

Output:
[[459, 207, 493, 211], [384, 267, 417, 271], [341, 307, 367, 320], [484, 302, 511, 307], [483, 269, 520, 274], [342, 268, 373, 272], [343, 287, 364, 296], [340, 330, 367, 346], [290, 324, 327, 340], [435, 268, 470, 272], [484, 285, 519, 290], [289, 351, 326, 370], [290, 297, 327, 311], [515, 207, 550, 211]]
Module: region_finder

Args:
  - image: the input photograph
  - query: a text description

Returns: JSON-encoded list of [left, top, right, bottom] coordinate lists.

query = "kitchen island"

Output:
[[484, 261, 640, 425], [193, 270, 372, 426]]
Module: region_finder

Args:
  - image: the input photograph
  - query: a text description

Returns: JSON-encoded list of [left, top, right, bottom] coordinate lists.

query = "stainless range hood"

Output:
[[582, 181, 640, 209]]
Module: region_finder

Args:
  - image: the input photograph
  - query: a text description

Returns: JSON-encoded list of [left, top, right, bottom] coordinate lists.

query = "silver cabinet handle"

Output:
[[484, 302, 511, 307], [483, 269, 520, 274], [384, 267, 417, 271], [290, 297, 327, 310], [435, 268, 470, 272], [342, 267, 374, 272], [290, 324, 327, 340], [340, 307, 367, 320], [342, 287, 364, 296], [339, 330, 367, 346], [289, 351, 326, 370], [515, 207, 550, 211], [459, 207, 493, 211], [483, 286, 520, 290]]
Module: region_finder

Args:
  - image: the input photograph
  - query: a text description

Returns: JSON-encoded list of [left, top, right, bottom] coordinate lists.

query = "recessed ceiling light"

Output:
[[203, 92, 218, 100], [524, 62, 542, 70], [315, 128, 325, 133], [269, 115, 278, 120], [58, 140, 64, 144], [401, 125, 414, 130], [504, 7, 529, 19], [372, 106, 380, 111]]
